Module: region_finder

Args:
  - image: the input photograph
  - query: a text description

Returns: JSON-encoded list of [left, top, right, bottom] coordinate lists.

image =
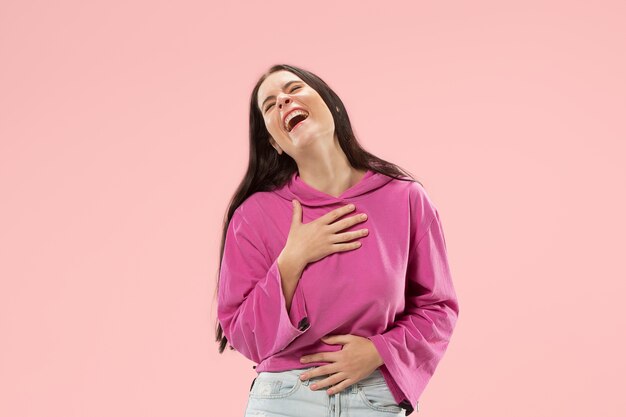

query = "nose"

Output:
[[277, 95, 292, 110]]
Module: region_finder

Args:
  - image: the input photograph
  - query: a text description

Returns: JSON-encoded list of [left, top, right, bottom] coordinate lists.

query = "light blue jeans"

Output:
[[244, 365, 406, 416]]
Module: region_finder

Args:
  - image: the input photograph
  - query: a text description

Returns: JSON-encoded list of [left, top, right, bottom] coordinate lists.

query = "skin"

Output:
[[257, 70, 367, 199], [257, 71, 385, 395]]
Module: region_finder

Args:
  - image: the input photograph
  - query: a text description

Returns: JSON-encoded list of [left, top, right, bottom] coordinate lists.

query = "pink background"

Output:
[[1, 1, 625, 416]]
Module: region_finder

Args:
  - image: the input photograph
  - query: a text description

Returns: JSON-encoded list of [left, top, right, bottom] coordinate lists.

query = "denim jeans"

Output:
[[244, 366, 406, 416]]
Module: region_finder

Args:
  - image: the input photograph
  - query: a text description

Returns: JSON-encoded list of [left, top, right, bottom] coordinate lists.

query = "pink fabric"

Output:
[[217, 169, 460, 414]]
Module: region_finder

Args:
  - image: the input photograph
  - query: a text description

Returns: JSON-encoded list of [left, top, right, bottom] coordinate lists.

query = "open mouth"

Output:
[[286, 112, 309, 132]]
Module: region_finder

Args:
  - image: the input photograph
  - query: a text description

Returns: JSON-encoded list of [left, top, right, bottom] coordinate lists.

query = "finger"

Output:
[[310, 374, 341, 391], [330, 241, 362, 253], [325, 378, 354, 395], [330, 229, 369, 244], [322, 334, 349, 344], [303, 350, 337, 364], [302, 361, 334, 371], [291, 199, 302, 227], [327, 211, 368, 233], [301, 355, 322, 364], [318, 203, 355, 225]]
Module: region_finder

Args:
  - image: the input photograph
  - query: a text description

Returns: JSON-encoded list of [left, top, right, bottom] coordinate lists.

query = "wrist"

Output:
[[368, 339, 384, 367], [278, 248, 306, 275]]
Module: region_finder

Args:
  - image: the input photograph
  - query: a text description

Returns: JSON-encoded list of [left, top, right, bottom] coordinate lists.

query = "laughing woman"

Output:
[[215, 64, 460, 416]]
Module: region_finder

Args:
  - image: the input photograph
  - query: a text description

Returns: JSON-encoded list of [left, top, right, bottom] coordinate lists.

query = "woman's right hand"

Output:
[[282, 199, 369, 268]]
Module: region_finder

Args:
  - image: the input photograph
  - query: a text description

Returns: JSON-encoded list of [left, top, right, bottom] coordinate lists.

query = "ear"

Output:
[[269, 137, 283, 154]]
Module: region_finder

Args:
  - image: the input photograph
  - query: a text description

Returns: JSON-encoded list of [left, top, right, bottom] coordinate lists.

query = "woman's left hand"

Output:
[[298, 334, 384, 395]]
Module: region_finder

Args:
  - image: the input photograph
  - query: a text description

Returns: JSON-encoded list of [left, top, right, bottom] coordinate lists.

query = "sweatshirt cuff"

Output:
[[366, 334, 409, 404], [367, 334, 394, 371]]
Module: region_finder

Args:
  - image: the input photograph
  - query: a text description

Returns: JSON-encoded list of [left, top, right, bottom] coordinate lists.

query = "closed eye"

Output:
[[264, 85, 301, 113]]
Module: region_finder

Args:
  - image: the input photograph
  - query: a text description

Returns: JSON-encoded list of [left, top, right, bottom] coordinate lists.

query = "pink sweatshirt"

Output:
[[217, 169, 460, 415]]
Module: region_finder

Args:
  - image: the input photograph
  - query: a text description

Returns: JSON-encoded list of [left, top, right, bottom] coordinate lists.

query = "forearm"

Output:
[[277, 249, 306, 312]]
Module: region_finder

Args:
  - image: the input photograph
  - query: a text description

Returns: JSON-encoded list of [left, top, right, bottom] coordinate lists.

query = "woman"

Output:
[[215, 64, 460, 416]]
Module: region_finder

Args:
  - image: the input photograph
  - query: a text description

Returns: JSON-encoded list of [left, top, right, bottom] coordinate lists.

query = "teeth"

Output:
[[284, 109, 309, 131]]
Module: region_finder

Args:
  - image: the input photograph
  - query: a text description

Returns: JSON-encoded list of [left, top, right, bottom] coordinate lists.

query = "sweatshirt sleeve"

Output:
[[217, 207, 311, 364], [366, 198, 460, 411]]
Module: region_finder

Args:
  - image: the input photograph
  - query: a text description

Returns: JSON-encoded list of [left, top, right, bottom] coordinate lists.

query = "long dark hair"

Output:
[[215, 63, 422, 354]]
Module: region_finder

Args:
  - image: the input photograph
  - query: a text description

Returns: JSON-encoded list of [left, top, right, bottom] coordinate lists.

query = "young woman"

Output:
[[215, 64, 460, 416]]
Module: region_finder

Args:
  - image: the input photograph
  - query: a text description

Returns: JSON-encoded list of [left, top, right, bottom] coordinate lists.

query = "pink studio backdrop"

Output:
[[1, 1, 625, 416]]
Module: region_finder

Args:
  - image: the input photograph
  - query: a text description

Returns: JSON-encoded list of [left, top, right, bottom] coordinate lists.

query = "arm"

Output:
[[217, 208, 311, 364], [366, 203, 460, 409], [277, 250, 307, 313]]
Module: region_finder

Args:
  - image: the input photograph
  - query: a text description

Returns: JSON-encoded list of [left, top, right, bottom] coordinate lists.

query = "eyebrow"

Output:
[[261, 80, 302, 111]]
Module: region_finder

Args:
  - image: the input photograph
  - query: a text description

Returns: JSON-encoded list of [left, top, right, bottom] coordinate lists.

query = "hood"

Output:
[[273, 169, 395, 207]]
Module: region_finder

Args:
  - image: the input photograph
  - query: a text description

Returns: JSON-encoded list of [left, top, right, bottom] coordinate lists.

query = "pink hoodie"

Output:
[[217, 169, 460, 415]]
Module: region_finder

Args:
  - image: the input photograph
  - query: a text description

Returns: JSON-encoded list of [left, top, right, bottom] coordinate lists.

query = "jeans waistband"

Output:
[[255, 366, 387, 391], [250, 367, 413, 414]]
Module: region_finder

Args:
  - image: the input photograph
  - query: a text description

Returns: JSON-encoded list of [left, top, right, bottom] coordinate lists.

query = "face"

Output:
[[257, 70, 336, 156]]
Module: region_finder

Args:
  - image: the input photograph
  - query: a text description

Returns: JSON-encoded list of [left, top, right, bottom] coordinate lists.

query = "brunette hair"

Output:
[[215, 64, 421, 354]]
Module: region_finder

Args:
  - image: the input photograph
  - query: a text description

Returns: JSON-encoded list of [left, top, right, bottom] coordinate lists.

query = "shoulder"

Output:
[[229, 191, 280, 247], [407, 180, 437, 214], [395, 179, 440, 239], [225, 195, 271, 257], [386, 176, 437, 213], [234, 190, 280, 222]]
